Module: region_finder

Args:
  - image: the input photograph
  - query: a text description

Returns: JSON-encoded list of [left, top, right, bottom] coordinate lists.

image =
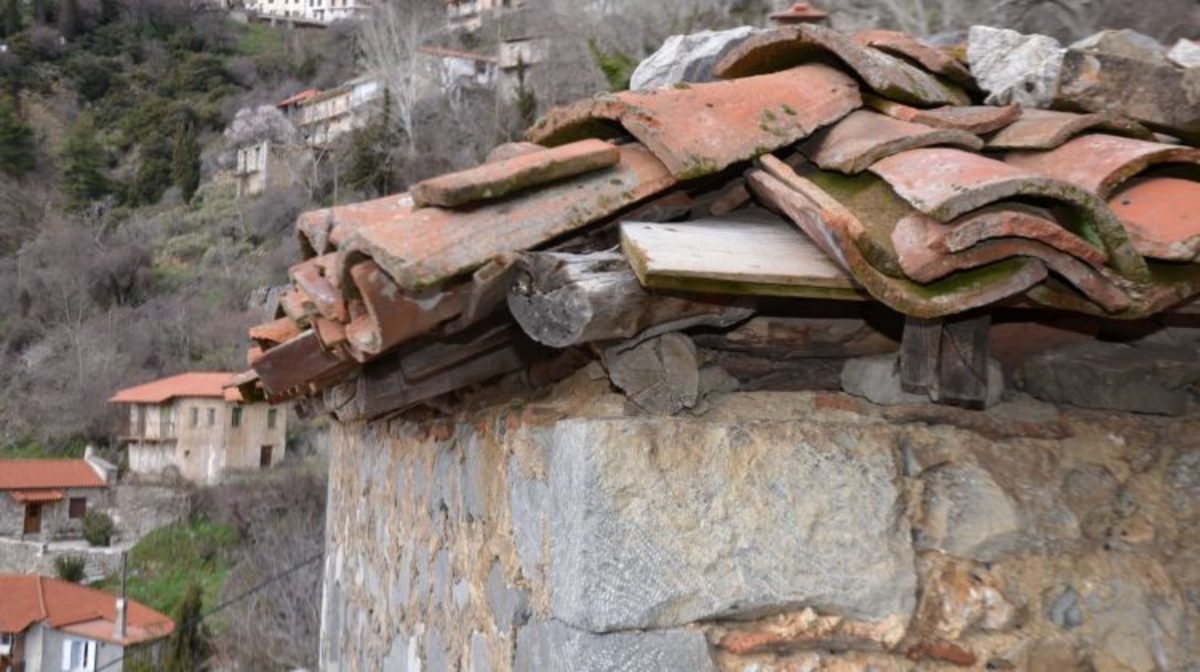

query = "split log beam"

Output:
[[508, 251, 752, 349]]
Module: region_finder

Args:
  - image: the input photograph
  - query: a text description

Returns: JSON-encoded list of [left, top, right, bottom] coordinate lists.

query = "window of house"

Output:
[[267, 408, 278, 430], [68, 498, 87, 519], [208, 408, 216, 426], [63, 638, 96, 671], [231, 406, 243, 428], [190, 407, 199, 428]]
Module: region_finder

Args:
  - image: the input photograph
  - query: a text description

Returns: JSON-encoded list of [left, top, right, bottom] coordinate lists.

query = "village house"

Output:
[[294, 75, 382, 146], [109, 372, 286, 486], [0, 574, 173, 672], [445, 0, 525, 29], [242, 0, 369, 24], [0, 454, 115, 543], [233, 139, 313, 197]]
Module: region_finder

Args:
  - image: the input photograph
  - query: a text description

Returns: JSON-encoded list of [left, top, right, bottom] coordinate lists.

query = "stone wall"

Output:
[[320, 372, 1200, 671], [0, 537, 128, 579]]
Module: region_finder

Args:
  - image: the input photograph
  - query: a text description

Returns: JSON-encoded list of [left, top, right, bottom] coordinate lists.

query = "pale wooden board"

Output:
[[620, 209, 866, 300]]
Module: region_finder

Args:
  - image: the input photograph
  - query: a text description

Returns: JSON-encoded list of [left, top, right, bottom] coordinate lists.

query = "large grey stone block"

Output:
[[967, 25, 1064, 107], [630, 27, 761, 91], [544, 418, 916, 632], [514, 620, 716, 672]]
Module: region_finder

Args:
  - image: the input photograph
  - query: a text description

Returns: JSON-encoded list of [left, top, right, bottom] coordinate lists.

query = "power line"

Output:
[[94, 552, 323, 672]]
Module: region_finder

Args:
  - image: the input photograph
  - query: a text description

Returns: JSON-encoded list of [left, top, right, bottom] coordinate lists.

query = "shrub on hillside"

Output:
[[83, 511, 115, 547], [54, 554, 87, 582]]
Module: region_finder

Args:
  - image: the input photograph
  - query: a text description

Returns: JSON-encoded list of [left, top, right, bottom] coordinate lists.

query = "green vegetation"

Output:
[[171, 114, 201, 203], [0, 99, 34, 178], [588, 40, 638, 91], [100, 518, 239, 616], [60, 117, 112, 208], [162, 583, 212, 672], [83, 511, 115, 547], [54, 554, 87, 582]]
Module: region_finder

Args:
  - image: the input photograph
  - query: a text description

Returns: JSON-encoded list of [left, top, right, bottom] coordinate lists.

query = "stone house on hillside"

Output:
[[0, 455, 115, 543], [109, 373, 286, 486], [242, 0, 369, 24], [233, 139, 314, 197], [0, 574, 172, 672]]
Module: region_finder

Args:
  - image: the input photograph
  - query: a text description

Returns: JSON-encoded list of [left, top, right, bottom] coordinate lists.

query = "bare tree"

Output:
[[203, 463, 327, 671], [358, 0, 447, 157]]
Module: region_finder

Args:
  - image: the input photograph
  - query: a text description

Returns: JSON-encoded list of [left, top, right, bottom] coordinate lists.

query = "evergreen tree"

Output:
[[342, 90, 397, 197], [1, 0, 21, 38], [57, 0, 79, 40], [514, 55, 537, 131], [0, 99, 34, 178], [171, 115, 201, 203], [60, 118, 111, 208], [31, 0, 46, 25], [163, 583, 209, 672]]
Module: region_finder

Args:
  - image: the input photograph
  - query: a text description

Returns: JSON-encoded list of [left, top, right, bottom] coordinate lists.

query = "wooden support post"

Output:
[[937, 311, 992, 409], [899, 316, 942, 396], [899, 312, 992, 408]]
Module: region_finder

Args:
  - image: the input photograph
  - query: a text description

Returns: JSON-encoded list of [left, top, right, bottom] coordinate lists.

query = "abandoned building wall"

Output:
[[320, 374, 1200, 671]]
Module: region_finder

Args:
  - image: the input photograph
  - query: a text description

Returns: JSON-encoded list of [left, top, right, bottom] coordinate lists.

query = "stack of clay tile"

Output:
[[238, 23, 1200, 411]]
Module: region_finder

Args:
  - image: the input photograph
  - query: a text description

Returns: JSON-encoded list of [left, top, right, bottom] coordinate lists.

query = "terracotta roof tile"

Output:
[[109, 372, 242, 404], [0, 575, 173, 645], [987, 109, 1153, 150], [868, 147, 1149, 280], [864, 95, 1019, 134], [800, 109, 983, 174], [0, 461, 106, 491], [343, 143, 675, 290], [528, 65, 860, 178], [1108, 177, 1200, 261], [746, 159, 1049, 318], [1003, 133, 1200, 198], [715, 25, 970, 107], [412, 139, 620, 208], [852, 29, 973, 86]]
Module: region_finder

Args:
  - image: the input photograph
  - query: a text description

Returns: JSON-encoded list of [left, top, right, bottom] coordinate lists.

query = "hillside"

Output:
[[0, 4, 362, 453]]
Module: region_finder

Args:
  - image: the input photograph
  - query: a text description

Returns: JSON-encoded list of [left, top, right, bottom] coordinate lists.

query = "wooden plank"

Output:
[[620, 208, 866, 300], [899, 316, 942, 396], [936, 312, 992, 409]]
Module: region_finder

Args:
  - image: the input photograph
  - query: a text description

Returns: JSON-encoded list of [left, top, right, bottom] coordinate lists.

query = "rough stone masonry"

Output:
[[319, 369, 1200, 671]]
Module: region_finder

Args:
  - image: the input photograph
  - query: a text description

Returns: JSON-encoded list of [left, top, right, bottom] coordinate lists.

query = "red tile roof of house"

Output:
[[108, 372, 243, 404], [0, 575, 174, 645], [0, 460, 106, 491], [277, 88, 321, 108]]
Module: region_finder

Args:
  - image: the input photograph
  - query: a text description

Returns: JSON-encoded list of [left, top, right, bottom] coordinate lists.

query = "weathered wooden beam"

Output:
[[508, 251, 752, 349], [937, 312, 992, 409], [693, 313, 900, 360], [899, 316, 942, 396], [898, 312, 993, 407], [342, 323, 541, 421]]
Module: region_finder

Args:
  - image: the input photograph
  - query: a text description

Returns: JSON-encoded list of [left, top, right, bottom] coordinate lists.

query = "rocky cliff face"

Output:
[[318, 370, 1200, 671]]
